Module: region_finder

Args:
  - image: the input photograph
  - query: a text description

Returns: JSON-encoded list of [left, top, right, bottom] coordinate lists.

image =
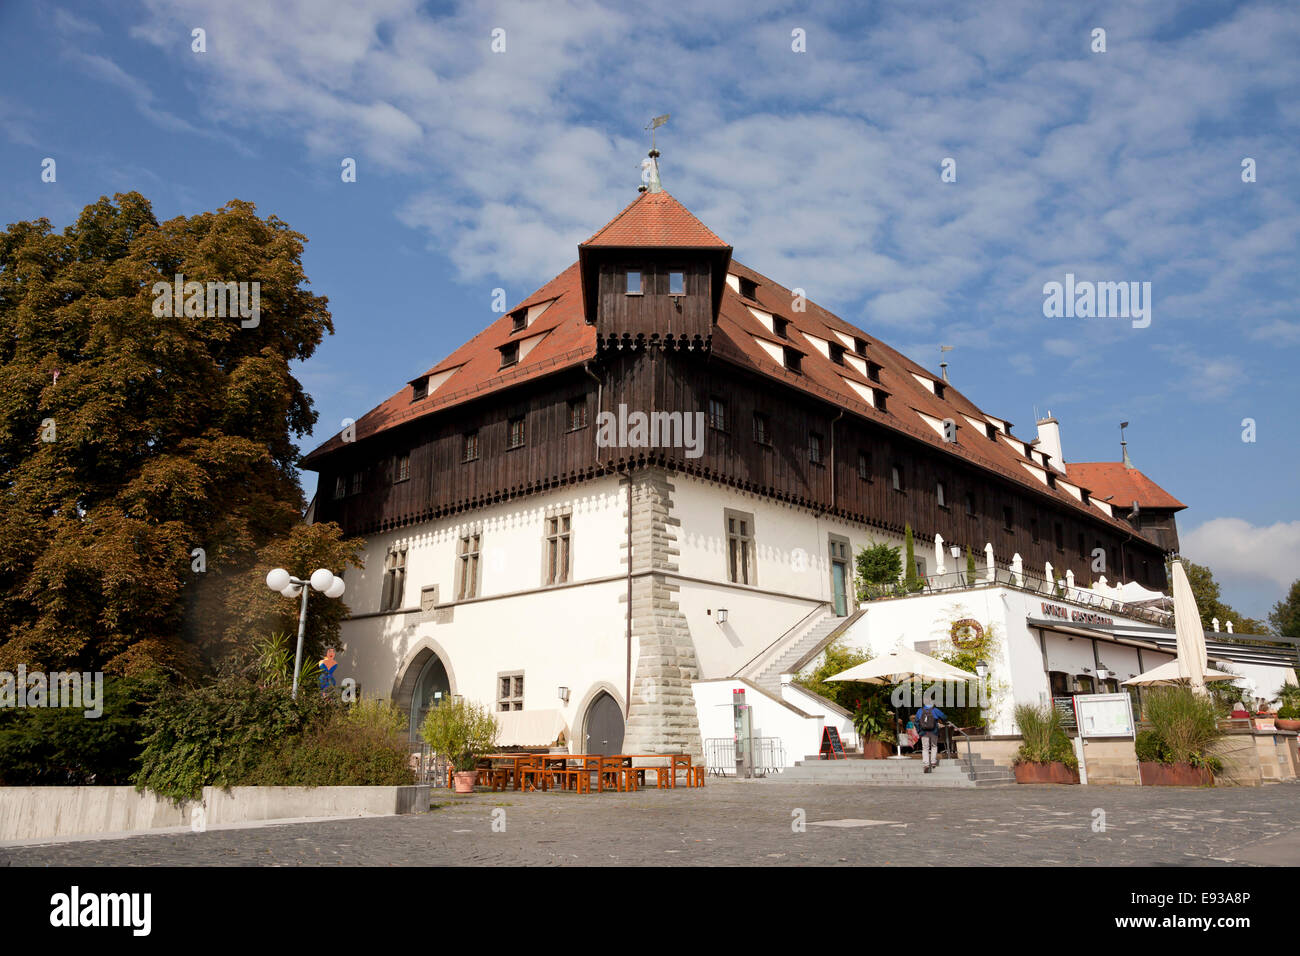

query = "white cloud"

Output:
[[1181, 517, 1300, 592]]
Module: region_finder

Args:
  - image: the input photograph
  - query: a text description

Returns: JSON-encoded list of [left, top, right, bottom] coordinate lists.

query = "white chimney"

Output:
[[1036, 412, 1066, 474]]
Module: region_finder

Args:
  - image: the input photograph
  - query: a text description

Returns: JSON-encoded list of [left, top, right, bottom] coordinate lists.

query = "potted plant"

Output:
[[851, 688, 897, 758], [1136, 686, 1222, 786], [1274, 686, 1300, 732], [420, 697, 499, 793], [1011, 703, 1079, 783]]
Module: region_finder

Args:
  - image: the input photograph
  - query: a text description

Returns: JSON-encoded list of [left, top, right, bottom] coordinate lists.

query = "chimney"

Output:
[[1036, 412, 1066, 474]]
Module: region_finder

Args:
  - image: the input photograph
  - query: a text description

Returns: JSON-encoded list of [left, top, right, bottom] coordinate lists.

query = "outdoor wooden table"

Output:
[[620, 754, 694, 789], [484, 754, 534, 791]]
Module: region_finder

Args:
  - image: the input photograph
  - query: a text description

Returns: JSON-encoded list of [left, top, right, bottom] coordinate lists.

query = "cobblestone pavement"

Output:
[[4, 779, 1298, 866]]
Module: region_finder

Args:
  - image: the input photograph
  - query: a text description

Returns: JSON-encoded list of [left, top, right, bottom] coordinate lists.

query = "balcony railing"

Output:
[[859, 567, 1175, 627]]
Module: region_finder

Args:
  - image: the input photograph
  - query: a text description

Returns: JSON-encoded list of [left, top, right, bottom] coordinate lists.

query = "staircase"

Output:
[[750, 608, 859, 697], [773, 753, 1017, 788]]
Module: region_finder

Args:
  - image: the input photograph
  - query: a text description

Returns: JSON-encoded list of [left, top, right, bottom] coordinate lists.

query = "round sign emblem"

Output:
[[950, 618, 984, 649]]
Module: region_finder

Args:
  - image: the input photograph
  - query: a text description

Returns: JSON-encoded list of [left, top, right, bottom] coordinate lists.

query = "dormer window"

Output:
[[934, 381, 946, 400], [1046, 471, 1057, 489], [854, 337, 868, 356], [510, 309, 527, 332], [986, 423, 998, 441], [829, 342, 846, 365], [875, 390, 888, 412], [772, 316, 789, 339], [669, 271, 685, 295], [499, 341, 519, 369], [783, 347, 802, 374], [738, 276, 758, 300], [626, 271, 642, 295], [411, 376, 429, 401], [866, 362, 881, 383]]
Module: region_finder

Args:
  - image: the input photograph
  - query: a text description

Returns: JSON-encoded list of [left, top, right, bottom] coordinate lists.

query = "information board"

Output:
[[819, 726, 845, 759], [1074, 692, 1136, 738]]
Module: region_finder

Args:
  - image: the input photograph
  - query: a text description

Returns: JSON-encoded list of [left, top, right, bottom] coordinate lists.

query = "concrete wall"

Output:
[[0, 785, 431, 844], [1080, 737, 1140, 785]]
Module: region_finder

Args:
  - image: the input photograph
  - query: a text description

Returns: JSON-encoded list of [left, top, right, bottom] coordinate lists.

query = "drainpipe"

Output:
[[828, 407, 845, 514], [582, 361, 603, 469], [625, 468, 633, 718]]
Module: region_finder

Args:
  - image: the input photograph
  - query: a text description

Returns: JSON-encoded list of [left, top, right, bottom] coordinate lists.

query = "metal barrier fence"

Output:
[[704, 737, 787, 776]]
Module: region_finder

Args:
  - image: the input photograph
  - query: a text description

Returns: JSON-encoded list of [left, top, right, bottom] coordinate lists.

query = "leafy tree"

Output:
[[903, 524, 919, 590], [1268, 580, 1300, 639], [0, 192, 355, 675], [965, 545, 976, 584], [1170, 559, 1269, 635], [855, 540, 902, 599]]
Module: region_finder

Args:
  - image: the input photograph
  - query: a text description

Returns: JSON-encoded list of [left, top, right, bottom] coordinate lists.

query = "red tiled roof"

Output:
[[581, 190, 730, 249], [1065, 462, 1187, 510], [302, 193, 1182, 537]]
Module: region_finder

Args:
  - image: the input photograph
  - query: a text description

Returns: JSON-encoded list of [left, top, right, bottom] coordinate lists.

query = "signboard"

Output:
[[1074, 692, 1136, 739], [1040, 602, 1114, 627], [819, 726, 845, 760], [1052, 696, 1077, 730]]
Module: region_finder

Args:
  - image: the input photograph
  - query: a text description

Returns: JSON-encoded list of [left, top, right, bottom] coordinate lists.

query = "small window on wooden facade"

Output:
[[1031, 517, 1040, 543], [725, 510, 756, 586], [669, 271, 685, 295], [936, 481, 947, 508], [783, 347, 802, 374], [867, 362, 881, 383], [510, 309, 527, 332], [854, 337, 868, 356], [567, 398, 587, 431], [809, 432, 823, 465], [497, 672, 524, 712], [738, 276, 758, 300], [1003, 506, 1014, 532], [545, 513, 571, 585], [457, 532, 481, 600], [891, 464, 904, 492], [875, 391, 888, 412], [753, 412, 770, 446], [858, 451, 871, 481], [463, 430, 480, 462], [395, 453, 410, 483], [626, 271, 642, 295], [508, 416, 526, 449], [829, 342, 845, 365], [350, 471, 363, 495], [934, 381, 946, 400], [499, 341, 519, 369], [380, 547, 407, 612], [773, 316, 789, 339], [965, 492, 976, 516], [1054, 522, 1064, 552], [334, 476, 346, 499], [708, 397, 727, 432], [412, 377, 429, 401]]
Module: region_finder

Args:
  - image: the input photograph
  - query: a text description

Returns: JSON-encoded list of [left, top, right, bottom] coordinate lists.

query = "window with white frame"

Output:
[[380, 547, 407, 612], [725, 509, 756, 586], [545, 512, 572, 585]]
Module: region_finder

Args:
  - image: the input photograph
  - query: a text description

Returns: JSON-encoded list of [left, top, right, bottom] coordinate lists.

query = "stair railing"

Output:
[[731, 602, 831, 679], [947, 724, 975, 779]]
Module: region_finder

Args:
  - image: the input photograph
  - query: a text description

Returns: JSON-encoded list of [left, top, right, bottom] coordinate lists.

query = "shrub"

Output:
[[856, 541, 902, 600], [1134, 729, 1170, 764], [1013, 702, 1077, 769], [0, 674, 165, 785], [420, 698, 498, 772], [251, 709, 415, 787], [1143, 686, 1223, 767], [1278, 703, 1300, 720]]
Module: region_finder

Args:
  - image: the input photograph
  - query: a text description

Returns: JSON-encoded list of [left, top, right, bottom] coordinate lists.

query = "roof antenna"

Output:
[[640, 114, 669, 194], [939, 344, 953, 382], [1120, 420, 1133, 468]]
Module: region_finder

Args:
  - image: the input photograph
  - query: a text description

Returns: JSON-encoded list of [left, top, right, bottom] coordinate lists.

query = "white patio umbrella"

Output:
[[1122, 660, 1236, 686], [1011, 553, 1024, 587], [984, 543, 995, 583], [1171, 559, 1209, 695], [828, 647, 980, 758]]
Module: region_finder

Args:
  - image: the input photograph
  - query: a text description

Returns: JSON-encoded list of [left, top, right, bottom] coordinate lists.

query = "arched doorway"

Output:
[[583, 691, 624, 756], [408, 653, 450, 741]]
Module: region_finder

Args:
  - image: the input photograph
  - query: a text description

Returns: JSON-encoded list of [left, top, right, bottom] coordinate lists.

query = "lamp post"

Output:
[[265, 567, 346, 698]]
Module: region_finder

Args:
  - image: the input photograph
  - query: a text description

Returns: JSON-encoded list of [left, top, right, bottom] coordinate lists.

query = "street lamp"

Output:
[[265, 566, 346, 698]]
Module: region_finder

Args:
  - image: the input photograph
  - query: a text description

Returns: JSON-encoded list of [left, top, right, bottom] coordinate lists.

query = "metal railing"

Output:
[[860, 566, 1175, 627], [704, 737, 787, 776]]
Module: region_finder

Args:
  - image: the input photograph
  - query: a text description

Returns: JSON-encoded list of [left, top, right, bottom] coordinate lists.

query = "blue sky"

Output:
[[1, 0, 1297, 619]]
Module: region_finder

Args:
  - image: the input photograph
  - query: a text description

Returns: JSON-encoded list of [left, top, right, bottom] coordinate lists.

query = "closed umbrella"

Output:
[[1171, 560, 1208, 695]]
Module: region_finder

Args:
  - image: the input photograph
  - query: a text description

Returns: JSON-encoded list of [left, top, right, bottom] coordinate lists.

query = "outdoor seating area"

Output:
[[446, 753, 704, 794]]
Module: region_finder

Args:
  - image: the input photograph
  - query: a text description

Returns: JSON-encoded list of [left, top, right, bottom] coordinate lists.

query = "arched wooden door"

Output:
[[583, 692, 624, 756]]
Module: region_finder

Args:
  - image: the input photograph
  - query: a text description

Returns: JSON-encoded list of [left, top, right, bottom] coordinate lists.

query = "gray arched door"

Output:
[[584, 692, 624, 755], [409, 654, 450, 741]]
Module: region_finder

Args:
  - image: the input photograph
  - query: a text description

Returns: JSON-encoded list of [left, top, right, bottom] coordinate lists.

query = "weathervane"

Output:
[[939, 344, 953, 382]]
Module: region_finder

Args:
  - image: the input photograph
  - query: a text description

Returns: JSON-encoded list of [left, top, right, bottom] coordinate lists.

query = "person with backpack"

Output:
[[914, 702, 947, 772]]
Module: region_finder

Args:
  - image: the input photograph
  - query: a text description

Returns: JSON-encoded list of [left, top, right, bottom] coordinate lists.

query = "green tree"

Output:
[[965, 545, 976, 584], [1170, 559, 1269, 635], [903, 524, 919, 590], [0, 193, 351, 675], [855, 540, 902, 599], [1268, 580, 1300, 639]]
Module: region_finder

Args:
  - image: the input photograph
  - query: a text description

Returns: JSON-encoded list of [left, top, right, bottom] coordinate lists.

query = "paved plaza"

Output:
[[3, 779, 1297, 867]]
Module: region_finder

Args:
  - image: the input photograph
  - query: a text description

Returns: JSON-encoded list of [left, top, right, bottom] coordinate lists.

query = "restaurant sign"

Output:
[[1040, 602, 1114, 627]]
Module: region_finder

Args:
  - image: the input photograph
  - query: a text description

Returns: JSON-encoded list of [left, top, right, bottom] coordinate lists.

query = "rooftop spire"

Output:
[[641, 113, 669, 193]]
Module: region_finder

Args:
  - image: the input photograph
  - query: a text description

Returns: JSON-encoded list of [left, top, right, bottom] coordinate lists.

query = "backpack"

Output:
[[918, 707, 937, 731]]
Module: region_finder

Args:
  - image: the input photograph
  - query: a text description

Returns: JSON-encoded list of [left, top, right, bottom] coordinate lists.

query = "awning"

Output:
[[494, 709, 570, 748]]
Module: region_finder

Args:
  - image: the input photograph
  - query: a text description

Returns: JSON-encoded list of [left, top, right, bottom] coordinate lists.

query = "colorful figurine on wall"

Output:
[[319, 647, 339, 695]]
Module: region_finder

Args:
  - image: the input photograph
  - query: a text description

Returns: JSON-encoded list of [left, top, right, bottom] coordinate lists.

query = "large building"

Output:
[[303, 159, 1179, 758]]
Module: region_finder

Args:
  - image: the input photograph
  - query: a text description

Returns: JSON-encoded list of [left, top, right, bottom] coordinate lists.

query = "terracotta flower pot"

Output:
[[452, 770, 477, 794], [1138, 762, 1213, 786], [1014, 761, 1079, 784], [1274, 718, 1300, 732], [862, 739, 892, 759]]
